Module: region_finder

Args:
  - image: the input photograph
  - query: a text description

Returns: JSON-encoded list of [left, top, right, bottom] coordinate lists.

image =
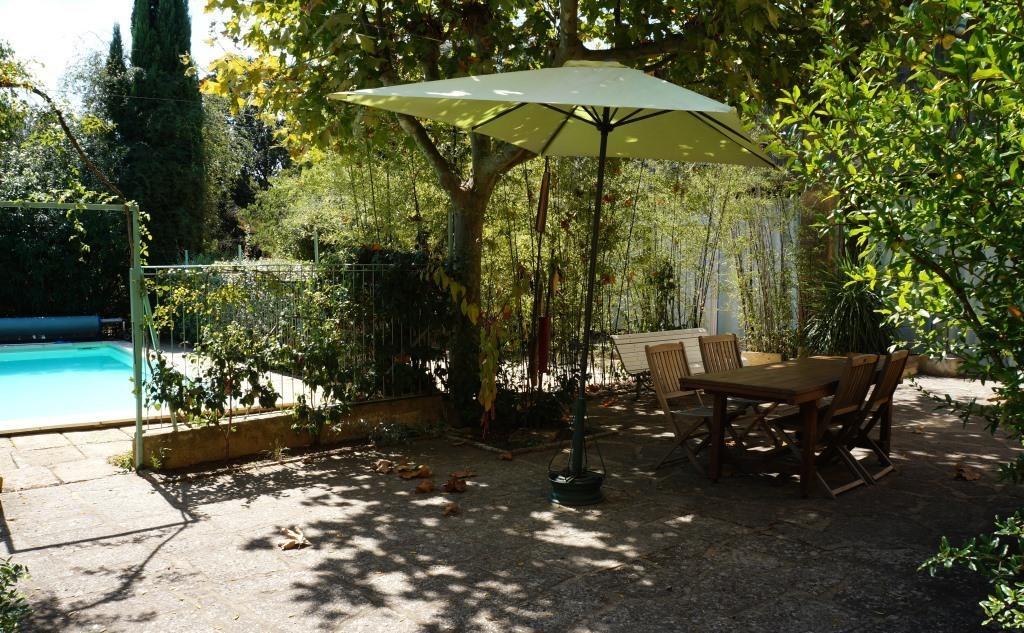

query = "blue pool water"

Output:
[[0, 342, 139, 429]]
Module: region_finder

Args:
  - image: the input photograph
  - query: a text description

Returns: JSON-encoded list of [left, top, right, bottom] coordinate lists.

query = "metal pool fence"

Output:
[[140, 261, 446, 431], [139, 259, 659, 435]]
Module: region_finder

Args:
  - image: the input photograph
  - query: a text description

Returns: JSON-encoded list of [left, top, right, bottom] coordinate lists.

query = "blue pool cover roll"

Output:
[[0, 316, 102, 343]]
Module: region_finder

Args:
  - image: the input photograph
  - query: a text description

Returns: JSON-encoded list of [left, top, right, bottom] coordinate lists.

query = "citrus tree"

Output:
[[770, 1, 1024, 625]]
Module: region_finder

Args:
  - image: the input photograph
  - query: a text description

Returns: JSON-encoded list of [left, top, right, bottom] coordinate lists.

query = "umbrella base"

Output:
[[548, 469, 604, 506]]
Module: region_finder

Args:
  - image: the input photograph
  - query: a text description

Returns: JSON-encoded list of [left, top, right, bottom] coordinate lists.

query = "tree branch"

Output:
[[470, 132, 491, 174], [556, 5, 707, 67], [395, 113, 462, 196], [405, 5, 443, 81], [885, 219, 1003, 368], [579, 27, 703, 65], [365, 5, 460, 198], [1, 80, 125, 200], [478, 141, 534, 183], [555, 0, 583, 64]]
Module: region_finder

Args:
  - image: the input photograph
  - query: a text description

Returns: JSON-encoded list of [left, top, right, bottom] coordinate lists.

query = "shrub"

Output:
[[922, 512, 1024, 630], [0, 558, 30, 632], [802, 257, 895, 355], [771, 0, 1024, 625]]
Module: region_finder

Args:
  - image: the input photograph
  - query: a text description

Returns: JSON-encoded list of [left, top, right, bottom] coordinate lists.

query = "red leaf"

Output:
[[443, 476, 468, 493], [415, 479, 435, 493]]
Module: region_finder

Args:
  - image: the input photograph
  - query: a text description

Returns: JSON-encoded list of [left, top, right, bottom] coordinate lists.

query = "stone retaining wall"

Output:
[[135, 394, 447, 470]]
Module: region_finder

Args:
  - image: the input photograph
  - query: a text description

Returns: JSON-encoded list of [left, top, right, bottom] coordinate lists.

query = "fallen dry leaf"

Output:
[[395, 462, 416, 472], [373, 459, 394, 474], [600, 397, 618, 408], [443, 476, 468, 493], [415, 479, 435, 493], [399, 465, 432, 480], [910, 425, 926, 435], [278, 526, 311, 550], [443, 502, 461, 517], [498, 452, 513, 461], [449, 469, 477, 479], [954, 462, 982, 481]]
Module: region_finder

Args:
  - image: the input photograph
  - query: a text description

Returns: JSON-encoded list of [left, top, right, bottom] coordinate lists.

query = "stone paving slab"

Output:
[[0, 377, 1020, 632], [2, 464, 61, 491], [2, 427, 132, 492], [62, 427, 133, 444], [50, 458, 124, 483], [11, 445, 85, 468], [10, 432, 72, 451]]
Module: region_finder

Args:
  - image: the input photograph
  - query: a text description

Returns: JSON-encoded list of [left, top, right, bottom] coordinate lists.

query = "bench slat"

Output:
[[610, 328, 706, 344], [611, 328, 708, 375]]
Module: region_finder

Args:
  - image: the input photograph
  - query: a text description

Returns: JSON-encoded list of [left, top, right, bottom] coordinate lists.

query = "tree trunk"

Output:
[[446, 192, 487, 424]]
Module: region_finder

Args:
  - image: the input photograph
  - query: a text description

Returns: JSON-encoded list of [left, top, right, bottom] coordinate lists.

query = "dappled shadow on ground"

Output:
[[6, 377, 1021, 631], [9, 471, 199, 632]]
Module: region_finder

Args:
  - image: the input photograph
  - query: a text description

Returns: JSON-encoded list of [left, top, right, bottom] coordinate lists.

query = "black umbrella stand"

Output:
[[549, 107, 614, 506]]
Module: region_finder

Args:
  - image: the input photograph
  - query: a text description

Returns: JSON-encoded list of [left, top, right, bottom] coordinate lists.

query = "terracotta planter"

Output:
[[920, 356, 964, 378], [742, 351, 784, 367]]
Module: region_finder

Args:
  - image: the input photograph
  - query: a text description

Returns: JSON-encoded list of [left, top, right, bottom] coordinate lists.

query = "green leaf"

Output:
[[972, 67, 1004, 81]]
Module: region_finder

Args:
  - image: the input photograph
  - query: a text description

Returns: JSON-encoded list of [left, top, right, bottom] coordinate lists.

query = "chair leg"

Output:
[[653, 439, 685, 470], [816, 472, 838, 499], [683, 443, 706, 476], [861, 437, 895, 482], [773, 425, 869, 498], [652, 438, 706, 476], [767, 420, 794, 452], [880, 405, 893, 455], [815, 442, 872, 497], [725, 420, 748, 451], [769, 423, 803, 463], [733, 403, 782, 447], [759, 403, 785, 447]]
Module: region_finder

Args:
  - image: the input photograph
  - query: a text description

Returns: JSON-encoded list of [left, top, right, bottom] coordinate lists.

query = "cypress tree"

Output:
[[120, 0, 205, 262], [102, 25, 130, 128]]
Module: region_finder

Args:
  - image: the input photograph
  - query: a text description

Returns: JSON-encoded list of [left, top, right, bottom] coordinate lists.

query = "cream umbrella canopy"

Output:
[[330, 61, 772, 166], [331, 61, 773, 505]]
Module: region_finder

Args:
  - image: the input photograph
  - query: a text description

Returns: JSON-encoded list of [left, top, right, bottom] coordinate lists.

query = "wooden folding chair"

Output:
[[645, 342, 745, 474], [698, 333, 782, 447], [773, 353, 879, 498], [850, 350, 910, 482]]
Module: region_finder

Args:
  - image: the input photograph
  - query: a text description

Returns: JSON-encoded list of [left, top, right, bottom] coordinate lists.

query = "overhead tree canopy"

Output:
[[205, 0, 897, 417]]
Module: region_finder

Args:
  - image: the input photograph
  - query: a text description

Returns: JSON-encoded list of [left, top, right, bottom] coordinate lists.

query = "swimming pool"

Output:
[[0, 342, 140, 433]]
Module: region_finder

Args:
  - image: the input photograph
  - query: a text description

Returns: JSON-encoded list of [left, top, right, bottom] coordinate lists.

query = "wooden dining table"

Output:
[[679, 356, 889, 497]]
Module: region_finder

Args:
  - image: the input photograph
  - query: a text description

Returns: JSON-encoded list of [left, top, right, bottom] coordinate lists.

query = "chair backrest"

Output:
[[645, 342, 693, 413], [698, 333, 743, 374], [866, 350, 910, 411], [824, 353, 880, 423], [611, 328, 707, 375]]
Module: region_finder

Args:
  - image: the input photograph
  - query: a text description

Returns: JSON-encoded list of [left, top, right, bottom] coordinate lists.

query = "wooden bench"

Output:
[[610, 328, 708, 396]]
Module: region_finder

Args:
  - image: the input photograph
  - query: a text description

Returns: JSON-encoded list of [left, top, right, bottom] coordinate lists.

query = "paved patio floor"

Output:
[[2, 376, 1021, 632]]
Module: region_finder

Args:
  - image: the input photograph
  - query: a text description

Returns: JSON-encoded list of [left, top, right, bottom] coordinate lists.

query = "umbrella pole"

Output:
[[570, 108, 611, 477]]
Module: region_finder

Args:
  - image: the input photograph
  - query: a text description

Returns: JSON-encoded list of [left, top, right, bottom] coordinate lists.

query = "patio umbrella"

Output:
[[331, 60, 773, 505]]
